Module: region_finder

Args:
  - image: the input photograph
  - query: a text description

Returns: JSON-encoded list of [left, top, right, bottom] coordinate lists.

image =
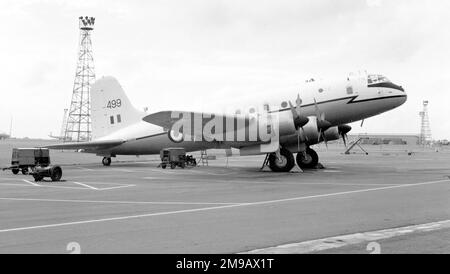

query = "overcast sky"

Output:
[[0, 0, 449, 139]]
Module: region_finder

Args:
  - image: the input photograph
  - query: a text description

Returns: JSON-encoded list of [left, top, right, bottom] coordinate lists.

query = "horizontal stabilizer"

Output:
[[44, 139, 125, 150]]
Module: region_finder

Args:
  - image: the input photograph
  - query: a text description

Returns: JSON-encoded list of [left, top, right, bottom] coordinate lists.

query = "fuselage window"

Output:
[[281, 101, 288, 108], [346, 86, 353, 94], [110, 116, 115, 124], [117, 114, 122, 123]]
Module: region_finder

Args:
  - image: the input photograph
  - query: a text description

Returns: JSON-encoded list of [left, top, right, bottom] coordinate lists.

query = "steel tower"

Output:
[[419, 100, 432, 145], [64, 16, 96, 142]]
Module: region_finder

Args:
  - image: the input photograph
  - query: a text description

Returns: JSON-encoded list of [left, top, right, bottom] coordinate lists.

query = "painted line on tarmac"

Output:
[[76, 167, 95, 171], [0, 197, 241, 206], [0, 179, 448, 234], [0, 180, 135, 191], [0, 183, 30, 187], [98, 185, 136, 191], [72, 182, 99, 190], [110, 168, 135, 173], [143, 177, 401, 187], [243, 219, 450, 254], [22, 179, 41, 187]]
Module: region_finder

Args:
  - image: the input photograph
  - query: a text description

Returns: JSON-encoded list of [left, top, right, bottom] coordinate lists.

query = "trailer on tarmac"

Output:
[[159, 148, 197, 169], [2, 148, 62, 182]]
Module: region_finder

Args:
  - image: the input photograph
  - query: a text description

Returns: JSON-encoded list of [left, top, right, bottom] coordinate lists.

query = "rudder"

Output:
[[91, 76, 144, 140]]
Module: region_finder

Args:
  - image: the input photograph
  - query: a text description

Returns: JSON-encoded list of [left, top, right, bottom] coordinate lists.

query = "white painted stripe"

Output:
[[111, 169, 134, 173], [22, 179, 40, 187], [0, 179, 448, 233], [98, 185, 136, 191], [142, 177, 400, 186], [0, 183, 30, 187], [243, 219, 450, 254], [0, 197, 241, 206], [72, 182, 98, 190], [77, 167, 95, 171]]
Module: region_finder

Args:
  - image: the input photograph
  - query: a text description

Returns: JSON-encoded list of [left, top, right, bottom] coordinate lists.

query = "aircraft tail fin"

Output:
[[91, 76, 145, 140]]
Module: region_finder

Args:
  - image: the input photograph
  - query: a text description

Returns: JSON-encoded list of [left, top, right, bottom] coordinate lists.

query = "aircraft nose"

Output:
[[398, 86, 407, 105]]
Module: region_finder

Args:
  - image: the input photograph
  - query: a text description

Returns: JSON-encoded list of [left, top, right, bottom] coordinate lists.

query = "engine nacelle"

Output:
[[299, 116, 320, 143], [277, 111, 298, 137], [321, 126, 340, 142]]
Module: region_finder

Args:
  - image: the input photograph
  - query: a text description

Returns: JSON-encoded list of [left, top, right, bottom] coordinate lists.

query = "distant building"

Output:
[[348, 134, 420, 146], [0, 132, 10, 140]]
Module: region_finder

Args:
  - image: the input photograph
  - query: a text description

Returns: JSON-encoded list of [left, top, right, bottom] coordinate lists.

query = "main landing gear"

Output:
[[266, 147, 320, 172], [296, 148, 319, 169], [102, 157, 112, 166]]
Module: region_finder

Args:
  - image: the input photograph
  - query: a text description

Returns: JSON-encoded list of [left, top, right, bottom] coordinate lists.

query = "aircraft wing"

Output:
[[142, 111, 251, 129], [43, 139, 125, 150]]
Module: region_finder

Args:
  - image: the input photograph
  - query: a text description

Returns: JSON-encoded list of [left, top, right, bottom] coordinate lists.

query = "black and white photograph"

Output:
[[0, 0, 449, 262]]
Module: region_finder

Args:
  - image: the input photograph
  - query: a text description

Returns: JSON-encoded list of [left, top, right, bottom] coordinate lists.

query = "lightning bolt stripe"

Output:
[[275, 94, 407, 113]]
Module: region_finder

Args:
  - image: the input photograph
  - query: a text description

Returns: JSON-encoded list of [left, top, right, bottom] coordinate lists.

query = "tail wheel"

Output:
[[50, 166, 63, 182], [269, 147, 295, 172], [296, 148, 319, 169], [102, 157, 112, 166]]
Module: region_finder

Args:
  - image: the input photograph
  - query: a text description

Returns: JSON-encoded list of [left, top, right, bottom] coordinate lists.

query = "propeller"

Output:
[[289, 94, 309, 129], [338, 124, 352, 147], [313, 98, 332, 146], [289, 94, 309, 151]]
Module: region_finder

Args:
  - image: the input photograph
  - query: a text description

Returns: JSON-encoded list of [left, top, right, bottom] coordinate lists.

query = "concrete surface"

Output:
[[0, 139, 449, 253]]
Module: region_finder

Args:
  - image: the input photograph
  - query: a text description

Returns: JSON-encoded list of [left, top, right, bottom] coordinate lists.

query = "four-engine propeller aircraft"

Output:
[[45, 73, 406, 172]]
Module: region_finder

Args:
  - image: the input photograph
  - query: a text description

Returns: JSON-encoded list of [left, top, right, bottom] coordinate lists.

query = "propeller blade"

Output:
[[289, 96, 309, 129], [288, 101, 297, 116], [338, 125, 352, 148], [295, 94, 302, 114]]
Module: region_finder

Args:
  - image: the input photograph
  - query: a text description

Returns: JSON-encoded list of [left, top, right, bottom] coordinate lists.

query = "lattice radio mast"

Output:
[[419, 100, 432, 145], [64, 16, 96, 142]]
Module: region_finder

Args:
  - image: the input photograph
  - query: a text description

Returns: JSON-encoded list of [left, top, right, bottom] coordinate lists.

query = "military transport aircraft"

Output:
[[46, 73, 406, 172]]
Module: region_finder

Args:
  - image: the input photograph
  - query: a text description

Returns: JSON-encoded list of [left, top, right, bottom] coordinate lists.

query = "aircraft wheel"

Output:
[[170, 163, 176, 169], [269, 147, 295, 172], [12, 169, 19, 175], [161, 164, 167, 169], [296, 148, 319, 169], [21, 168, 29, 175], [102, 157, 111, 166]]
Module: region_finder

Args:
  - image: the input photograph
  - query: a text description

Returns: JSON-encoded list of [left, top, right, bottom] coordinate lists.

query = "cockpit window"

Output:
[[367, 74, 404, 92], [368, 74, 391, 84]]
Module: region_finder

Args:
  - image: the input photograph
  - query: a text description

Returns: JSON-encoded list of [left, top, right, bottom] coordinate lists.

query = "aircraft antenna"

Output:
[[64, 16, 96, 142]]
